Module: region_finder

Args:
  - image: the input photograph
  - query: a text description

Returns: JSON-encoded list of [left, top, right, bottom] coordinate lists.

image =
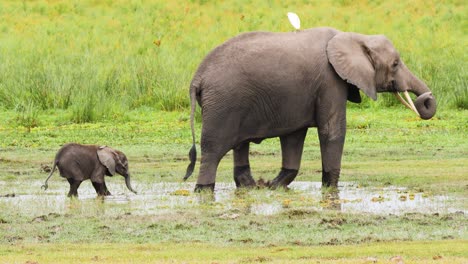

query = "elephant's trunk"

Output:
[[415, 92, 437, 120], [408, 75, 437, 120], [394, 63, 437, 120], [125, 174, 138, 194]]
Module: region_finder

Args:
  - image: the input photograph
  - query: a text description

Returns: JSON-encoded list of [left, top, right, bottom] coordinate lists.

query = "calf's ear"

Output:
[[97, 146, 116, 176]]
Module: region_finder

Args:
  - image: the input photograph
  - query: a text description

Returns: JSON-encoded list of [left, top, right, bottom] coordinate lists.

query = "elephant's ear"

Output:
[[326, 32, 377, 100], [97, 146, 116, 176]]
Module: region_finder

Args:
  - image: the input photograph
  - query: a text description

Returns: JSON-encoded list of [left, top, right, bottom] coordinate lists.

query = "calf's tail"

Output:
[[41, 161, 58, 190]]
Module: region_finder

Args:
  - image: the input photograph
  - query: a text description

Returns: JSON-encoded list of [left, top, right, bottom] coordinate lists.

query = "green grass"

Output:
[[0, 241, 467, 263], [0, 0, 466, 122]]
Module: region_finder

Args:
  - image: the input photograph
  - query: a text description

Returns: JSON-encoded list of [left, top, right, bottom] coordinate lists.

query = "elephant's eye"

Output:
[[392, 60, 399, 68]]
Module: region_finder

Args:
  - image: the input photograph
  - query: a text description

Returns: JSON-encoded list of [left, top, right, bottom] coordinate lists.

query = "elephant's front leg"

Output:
[[233, 142, 256, 188], [92, 181, 111, 196], [318, 117, 346, 188], [269, 128, 308, 189]]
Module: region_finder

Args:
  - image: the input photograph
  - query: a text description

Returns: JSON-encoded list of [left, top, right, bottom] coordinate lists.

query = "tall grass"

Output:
[[0, 0, 465, 122]]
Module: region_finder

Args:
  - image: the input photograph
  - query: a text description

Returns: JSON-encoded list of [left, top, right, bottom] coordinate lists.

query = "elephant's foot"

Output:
[[92, 182, 112, 196], [233, 165, 256, 188], [321, 169, 340, 188], [67, 192, 78, 198], [100, 188, 111, 196], [194, 183, 215, 193], [96, 189, 112, 196], [269, 168, 298, 190], [97, 191, 111, 197]]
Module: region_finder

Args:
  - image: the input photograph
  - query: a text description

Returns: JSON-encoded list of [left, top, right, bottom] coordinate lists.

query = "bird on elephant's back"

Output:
[[183, 27, 436, 192]]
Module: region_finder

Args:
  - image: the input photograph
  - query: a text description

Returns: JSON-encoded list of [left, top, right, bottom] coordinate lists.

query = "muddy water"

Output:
[[0, 181, 465, 217]]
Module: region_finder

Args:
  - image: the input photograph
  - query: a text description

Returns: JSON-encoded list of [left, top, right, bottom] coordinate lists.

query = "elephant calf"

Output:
[[42, 143, 137, 197]]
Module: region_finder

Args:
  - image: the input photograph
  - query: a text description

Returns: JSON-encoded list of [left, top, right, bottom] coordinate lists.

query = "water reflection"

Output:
[[0, 181, 465, 217], [321, 188, 342, 211]]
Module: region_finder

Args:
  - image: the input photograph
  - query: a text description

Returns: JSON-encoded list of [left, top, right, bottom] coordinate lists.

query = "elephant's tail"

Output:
[[183, 84, 197, 181], [41, 161, 58, 191]]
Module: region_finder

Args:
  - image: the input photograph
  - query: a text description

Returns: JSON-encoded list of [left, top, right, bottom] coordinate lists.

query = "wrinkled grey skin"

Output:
[[184, 27, 437, 191], [42, 143, 137, 197]]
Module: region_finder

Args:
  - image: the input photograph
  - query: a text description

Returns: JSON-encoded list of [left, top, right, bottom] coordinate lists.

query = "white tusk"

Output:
[[394, 92, 413, 110], [403, 91, 420, 116], [394, 92, 420, 116]]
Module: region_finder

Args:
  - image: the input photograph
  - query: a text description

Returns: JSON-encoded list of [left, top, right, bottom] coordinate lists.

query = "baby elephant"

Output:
[[42, 143, 137, 197]]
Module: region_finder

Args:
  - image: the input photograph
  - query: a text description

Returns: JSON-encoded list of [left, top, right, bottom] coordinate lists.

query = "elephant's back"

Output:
[[203, 27, 338, 61], [193, 27, 339, 90], [56, 143, 98, 159], [55, 143, 100, 179]]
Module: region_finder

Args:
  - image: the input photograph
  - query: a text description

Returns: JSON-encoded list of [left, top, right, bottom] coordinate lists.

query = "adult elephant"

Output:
[[183, 27, 436, 191]]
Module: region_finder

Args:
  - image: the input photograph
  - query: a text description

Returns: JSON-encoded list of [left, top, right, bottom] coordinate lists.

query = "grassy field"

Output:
[[0, 0, 466, 124], [0, 108, 467, 262], [1, 241, 467, 263], [0, 0, 467, 262]]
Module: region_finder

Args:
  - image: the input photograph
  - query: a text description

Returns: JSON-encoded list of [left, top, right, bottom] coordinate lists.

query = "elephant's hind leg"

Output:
[[195, 133, 234, 192], [195, 152, 224, 192], [269, 128, 308, 189], [67, 178, 82, 197], [233, 143, 256, 188]]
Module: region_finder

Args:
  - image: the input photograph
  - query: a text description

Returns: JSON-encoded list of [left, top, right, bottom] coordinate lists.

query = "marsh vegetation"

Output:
[[1, 108, 467, 262]]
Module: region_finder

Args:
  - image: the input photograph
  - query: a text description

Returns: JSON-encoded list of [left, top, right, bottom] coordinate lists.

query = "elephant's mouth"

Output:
[[393, 91, 437, 120]]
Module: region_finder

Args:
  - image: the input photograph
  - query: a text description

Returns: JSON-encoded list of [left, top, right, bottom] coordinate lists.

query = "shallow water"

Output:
[[0, 181, 465, 217]]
